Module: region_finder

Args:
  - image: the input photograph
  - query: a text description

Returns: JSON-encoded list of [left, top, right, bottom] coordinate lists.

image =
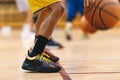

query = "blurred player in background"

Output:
[[21, 0, 65, 72], [64, 0, 84, 40], [16, 0, 33, 38]]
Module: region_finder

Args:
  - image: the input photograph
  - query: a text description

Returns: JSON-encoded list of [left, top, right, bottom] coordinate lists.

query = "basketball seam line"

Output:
[[91, 0, 102, 29], [99, 2, 120, 29]]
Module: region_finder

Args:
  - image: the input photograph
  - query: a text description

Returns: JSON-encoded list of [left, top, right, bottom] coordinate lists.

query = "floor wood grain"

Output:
[[0, 28, 120, 80]]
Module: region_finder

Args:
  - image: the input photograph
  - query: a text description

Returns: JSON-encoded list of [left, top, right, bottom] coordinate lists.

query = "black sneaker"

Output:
[[46, 39, 63, 49], [22, 52, 61, 73], [66, 34, 72, 40]]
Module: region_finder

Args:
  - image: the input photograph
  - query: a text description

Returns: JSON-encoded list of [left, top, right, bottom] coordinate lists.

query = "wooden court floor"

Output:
[[1, 28, 120, 80]]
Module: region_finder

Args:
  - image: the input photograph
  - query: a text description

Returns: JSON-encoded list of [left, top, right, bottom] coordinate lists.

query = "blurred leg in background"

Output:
[[16, 0, 33, 38], [64, 0, 84, 40]]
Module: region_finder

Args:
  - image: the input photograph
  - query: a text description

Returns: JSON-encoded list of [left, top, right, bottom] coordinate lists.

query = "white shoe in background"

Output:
[[21, 24, 31, 39], [1, 26, 12, 37]]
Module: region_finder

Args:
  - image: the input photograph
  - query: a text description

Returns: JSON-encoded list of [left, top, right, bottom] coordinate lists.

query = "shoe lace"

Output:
[[36, 53, 54, 64]]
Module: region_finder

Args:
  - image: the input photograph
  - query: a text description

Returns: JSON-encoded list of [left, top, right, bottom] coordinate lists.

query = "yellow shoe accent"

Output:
[[36, 53, 53, 63], [25, 53, 36, 60], [25, 52, 53, 63], [42, 53, 51, 58]]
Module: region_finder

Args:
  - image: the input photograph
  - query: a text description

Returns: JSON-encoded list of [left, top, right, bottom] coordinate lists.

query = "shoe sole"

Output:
[[22, 63, 61, 73]]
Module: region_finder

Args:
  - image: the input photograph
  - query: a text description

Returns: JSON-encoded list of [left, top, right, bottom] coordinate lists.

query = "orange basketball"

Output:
[[84, 0, 120, 30], [80, 16, 97, 34]]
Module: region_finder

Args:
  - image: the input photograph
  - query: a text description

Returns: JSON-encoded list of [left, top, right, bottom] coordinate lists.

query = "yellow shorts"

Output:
[[28, 0, 61, 13]]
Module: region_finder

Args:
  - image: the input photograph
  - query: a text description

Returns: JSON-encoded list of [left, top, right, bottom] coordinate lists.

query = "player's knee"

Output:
[[52, 2, 65, 15], [57, 3, 65, 14]]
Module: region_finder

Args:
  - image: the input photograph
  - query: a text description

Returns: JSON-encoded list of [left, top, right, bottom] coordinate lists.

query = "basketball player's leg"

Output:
[[34, 2, 64, 49], [31, 2, 64, 54], [32, 9, 62, 61], [37, 2, 64, 38], [34, 8, 49, 38], [65, 0, 77, 40], [34, 9, 63, 49], [32, 1, 64, 55], [22, 1, 65, 73]]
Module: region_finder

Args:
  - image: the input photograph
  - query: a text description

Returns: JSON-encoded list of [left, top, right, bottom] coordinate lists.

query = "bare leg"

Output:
[[29, 2, 64, 57], [35, 8, 50, 36], [37, 2, 64, 39]]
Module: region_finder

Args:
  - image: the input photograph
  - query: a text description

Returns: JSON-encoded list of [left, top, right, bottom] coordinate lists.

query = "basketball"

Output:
[[80, 16, 97, 34], [84, 0, 120, 30]]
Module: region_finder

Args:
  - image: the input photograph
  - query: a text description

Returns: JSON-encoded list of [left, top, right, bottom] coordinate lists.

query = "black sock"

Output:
[[29, 35, 48, 57]]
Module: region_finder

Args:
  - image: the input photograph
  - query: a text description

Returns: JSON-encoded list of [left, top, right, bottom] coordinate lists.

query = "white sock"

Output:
[[65, 22, 73, 35], [65, 22, 73, 29]]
